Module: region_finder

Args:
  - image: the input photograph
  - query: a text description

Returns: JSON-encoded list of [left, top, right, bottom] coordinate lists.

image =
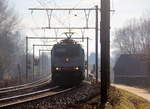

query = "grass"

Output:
[[107, 87, 150, 109], [75, 85, 150, 109]]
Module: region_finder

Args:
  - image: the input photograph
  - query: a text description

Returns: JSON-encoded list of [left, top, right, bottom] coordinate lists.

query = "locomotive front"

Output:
[[51, 39, 85, 86]]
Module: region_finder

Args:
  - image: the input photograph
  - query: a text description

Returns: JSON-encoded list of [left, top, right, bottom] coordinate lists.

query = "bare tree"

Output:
[[114, 17, 150, 55], [114, 16, 150, 85], [0, 0, 24, 80]]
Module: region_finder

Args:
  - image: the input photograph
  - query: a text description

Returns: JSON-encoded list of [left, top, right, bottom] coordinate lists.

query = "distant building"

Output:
[[114, 54, 150, 86]]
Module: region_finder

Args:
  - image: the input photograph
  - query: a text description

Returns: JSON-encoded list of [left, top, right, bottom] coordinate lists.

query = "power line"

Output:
[[73, 0, 82, 8], [36, 0, 46, 7], [74, 0, 100, 8], [34, 0, 67, 27], [46, 0, 59, 7]]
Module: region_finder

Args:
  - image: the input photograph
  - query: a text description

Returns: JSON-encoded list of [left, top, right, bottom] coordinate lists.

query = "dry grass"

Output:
[[74, 85, 150, 109]]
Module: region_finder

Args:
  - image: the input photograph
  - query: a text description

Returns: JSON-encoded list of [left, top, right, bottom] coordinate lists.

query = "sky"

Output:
[[9, 0, 150, 54], [10, 0, 150, 27]]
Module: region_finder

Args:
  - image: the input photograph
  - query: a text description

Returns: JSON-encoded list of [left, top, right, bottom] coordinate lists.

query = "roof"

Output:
[[114, 54, 149, 75]]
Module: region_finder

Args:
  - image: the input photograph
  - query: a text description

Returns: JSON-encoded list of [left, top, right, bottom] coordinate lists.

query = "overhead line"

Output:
[[73, 0, 82, 8], [29, 8, 101, 10], [32, 27, 97, 30]]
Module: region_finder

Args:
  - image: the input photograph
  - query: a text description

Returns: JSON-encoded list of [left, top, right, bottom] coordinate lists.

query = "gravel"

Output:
[[6, 82, 100, 109]]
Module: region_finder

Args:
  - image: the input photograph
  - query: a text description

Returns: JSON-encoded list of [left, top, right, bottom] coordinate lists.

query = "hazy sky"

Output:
[[11, 0, 150, 27], [10, 0, 150, 53]]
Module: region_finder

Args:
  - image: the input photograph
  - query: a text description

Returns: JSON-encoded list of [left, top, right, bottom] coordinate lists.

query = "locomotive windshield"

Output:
[[54, 45, 80, 57]]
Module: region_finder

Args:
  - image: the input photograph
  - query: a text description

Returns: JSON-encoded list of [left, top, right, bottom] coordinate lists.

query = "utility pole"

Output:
[[17, 64, 21, 83], [26, 37, 28, 82], [33, 44, 35, 80], [87, 37, 89, 79], [95, 5, 99, 82], [100, 0, 110, 106]]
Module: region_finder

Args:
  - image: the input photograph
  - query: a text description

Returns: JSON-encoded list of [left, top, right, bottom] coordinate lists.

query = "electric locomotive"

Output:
[[51, 38, 85, 86]]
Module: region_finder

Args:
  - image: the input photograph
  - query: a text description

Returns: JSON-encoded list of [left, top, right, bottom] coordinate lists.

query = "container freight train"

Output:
[[51, 38, 85, 86]]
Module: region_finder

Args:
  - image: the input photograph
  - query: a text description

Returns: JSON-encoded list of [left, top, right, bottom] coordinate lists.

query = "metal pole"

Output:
[[95, 5, 99, 82], [17, 64, 21, 83], [33, 44, 35, 80], [87, 37, 89, 80], [39, 50, 43, 78], [39, 50, 41, 78], [100, 0, 110, 106], [26, 37, 28, 82], [41, 51, 43, 77]]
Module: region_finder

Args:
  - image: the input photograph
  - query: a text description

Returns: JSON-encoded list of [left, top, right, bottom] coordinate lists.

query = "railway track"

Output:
[[0, 81, 100, 109], [0, 76, 50, 94], [0, 86, 74, 108], [0, 75, 53, 105]]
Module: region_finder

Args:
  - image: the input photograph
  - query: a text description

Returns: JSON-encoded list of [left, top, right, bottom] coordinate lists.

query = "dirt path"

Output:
[[112, 84, 150, 102]]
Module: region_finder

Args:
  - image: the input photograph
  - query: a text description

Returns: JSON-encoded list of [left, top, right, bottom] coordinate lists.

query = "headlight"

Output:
[[75, 67, 79, 70], [56, 67, 61, 70]]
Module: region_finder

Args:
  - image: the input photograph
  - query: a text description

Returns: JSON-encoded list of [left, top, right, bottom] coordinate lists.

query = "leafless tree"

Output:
[[0, 0, 24, 79], [114, 16, 150, 83], [114, 17, 150, 55]]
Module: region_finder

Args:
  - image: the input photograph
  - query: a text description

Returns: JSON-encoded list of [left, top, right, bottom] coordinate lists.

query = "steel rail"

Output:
[[0, 86, 59, 101], [0, 75, 50, 93], [0, 86, 74, 107], [0, 79, 49, 94]]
